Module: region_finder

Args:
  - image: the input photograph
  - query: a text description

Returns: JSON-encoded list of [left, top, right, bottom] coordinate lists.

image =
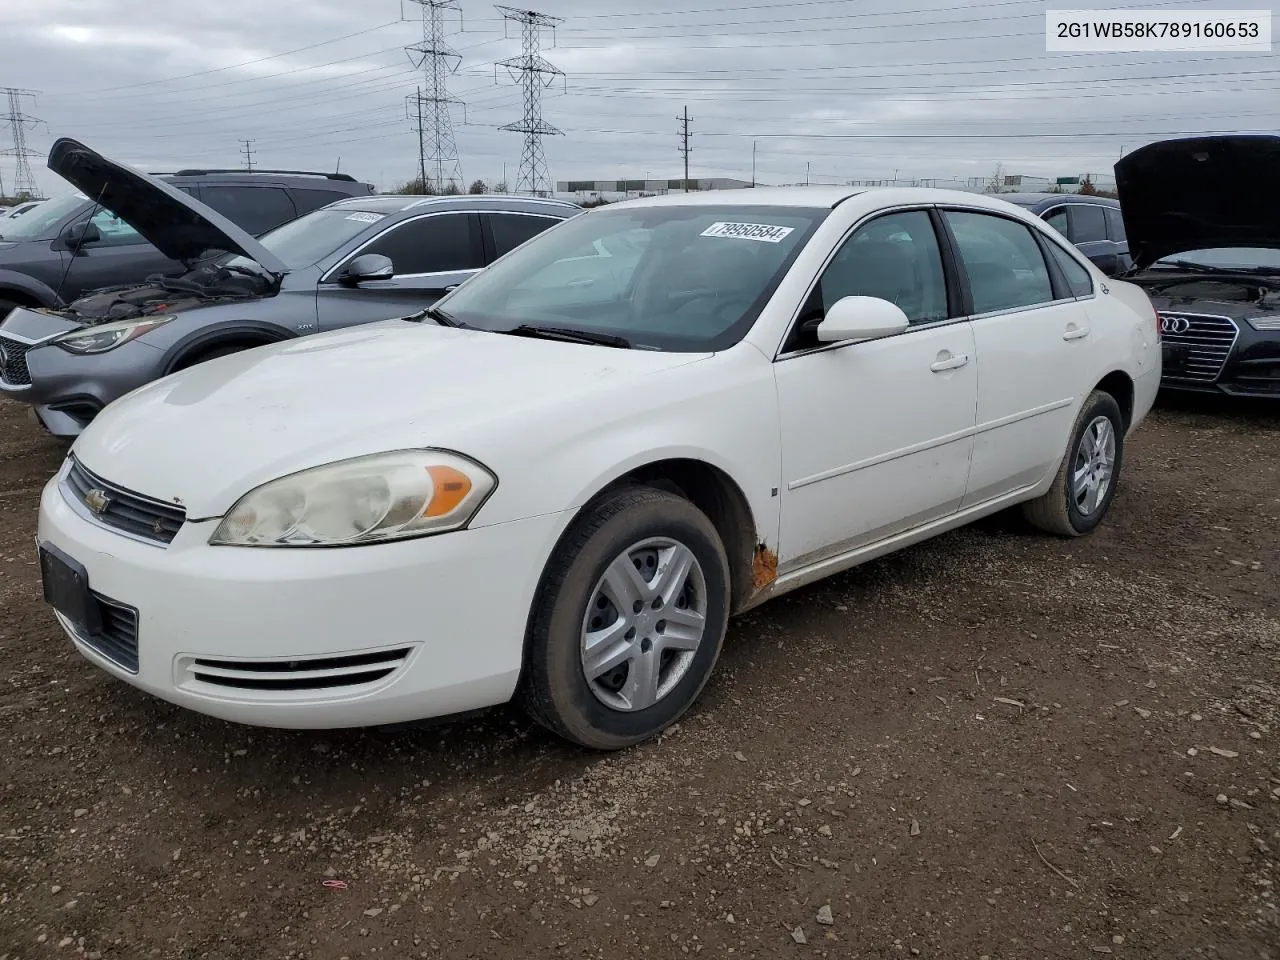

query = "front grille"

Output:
[[63, 456, 186, 546], [185, 648, 413, 692], [1159, 312, 1239, 383], [0, 335, 32, 386], [72, 594, 140, 674]]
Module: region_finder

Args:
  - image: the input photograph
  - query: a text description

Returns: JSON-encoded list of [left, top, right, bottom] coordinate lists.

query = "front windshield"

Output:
[[437, 204, 826, 351], [226, 206, 387, 271], [0, 192, 89, 241], [1154, 247, 1280, 272]]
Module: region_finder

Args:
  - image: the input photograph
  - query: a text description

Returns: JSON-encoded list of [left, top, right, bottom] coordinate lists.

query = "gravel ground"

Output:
[[1, 393, 1277, 960]]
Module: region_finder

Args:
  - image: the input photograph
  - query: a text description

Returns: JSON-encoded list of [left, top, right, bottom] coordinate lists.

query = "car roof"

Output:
[[998, 192, 1120, 209], [603, 185, 1075, 215], [326, 194, 581, 216]]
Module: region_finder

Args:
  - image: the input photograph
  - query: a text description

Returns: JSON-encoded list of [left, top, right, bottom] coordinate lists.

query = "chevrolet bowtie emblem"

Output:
[[84, 488, 111, 515]]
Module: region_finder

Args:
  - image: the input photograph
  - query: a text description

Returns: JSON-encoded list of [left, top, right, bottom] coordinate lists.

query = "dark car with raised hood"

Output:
[[0, 161, 373, 316], [0, 139, 580, 437], [1115, 134, 1280, 399], [1002, 192, 1131, 277]]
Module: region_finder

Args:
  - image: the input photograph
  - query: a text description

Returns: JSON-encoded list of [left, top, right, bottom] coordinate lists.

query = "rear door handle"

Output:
[[930, 353, 970, 373], [1063, 325, 1090, 341]]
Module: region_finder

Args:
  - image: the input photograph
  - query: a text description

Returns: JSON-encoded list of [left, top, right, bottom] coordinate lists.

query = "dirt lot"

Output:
[[1, 394, 1277, 960]]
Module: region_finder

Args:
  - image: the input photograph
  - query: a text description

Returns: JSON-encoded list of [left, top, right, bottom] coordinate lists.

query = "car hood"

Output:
[[70, 320, 711, 519], [47, 137, 289, 274], [1115, 134, 1280, 269]]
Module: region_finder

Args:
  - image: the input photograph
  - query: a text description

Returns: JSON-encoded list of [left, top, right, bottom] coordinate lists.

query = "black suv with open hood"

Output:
[[1115, 134, 1280, 398]]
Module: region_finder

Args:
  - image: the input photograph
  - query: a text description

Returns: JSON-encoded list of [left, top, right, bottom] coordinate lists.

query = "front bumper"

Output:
[[0, 309, 166, 437], [36, 464, 568, 729]]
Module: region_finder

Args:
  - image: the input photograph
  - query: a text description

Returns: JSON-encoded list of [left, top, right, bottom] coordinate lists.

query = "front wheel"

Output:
[[520, 487, 731, 750], [1022, 389, 1125, 537]]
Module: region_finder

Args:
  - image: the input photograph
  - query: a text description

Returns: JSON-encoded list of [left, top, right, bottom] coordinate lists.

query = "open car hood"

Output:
[[1115, 134, 1280, 270], [47, 137, 289, 274]]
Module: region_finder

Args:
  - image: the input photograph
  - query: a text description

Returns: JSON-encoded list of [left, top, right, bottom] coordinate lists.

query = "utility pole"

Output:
[[751, 139, 757, 188], [678, 106, 692, 193], [408, 86, 428, 190], [240, 139, 256, 171], [405, 0, 465, 194], [2, 87, 42, 199], [495, 6, 565, 197]]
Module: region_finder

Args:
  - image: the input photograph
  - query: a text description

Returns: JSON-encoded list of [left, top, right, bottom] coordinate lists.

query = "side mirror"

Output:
[[342, 253, 395, 285], [61, 221, 102, 250], [815, 295, 910, 343], [1089, 251, 1120, 276]]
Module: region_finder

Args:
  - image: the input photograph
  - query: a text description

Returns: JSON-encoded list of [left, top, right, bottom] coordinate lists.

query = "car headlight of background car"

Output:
[[49, 316, 176, 354], [1245, 316, 1280, 332], [209, 450, 497, 547]]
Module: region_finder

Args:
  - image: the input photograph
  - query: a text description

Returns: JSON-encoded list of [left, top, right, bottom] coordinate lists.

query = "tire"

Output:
[[1021, 389, 1125, 537], [520, 486, 731, 750]]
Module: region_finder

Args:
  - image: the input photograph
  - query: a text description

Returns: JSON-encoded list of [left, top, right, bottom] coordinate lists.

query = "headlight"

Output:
[[50, 316, 175, 354], [1246, 316, 1280, 332], [209, 450, 497, 547]]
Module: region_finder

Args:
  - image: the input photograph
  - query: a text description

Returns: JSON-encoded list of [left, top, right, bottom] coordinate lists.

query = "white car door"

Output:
[[939, 208, 1101, 509], [772, 208, 978, 572]]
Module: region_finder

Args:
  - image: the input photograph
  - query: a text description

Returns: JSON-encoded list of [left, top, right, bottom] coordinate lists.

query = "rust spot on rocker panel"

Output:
[[751, 542, 778, 591]]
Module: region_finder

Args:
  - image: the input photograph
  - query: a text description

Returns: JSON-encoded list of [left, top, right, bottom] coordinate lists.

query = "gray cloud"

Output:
[[1, 0, 1273, 196]]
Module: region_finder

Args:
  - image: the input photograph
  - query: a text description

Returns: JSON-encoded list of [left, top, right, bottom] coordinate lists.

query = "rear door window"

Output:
[[199, 185, 298, 236], [485, 212, 564, 259], [1070, 204, 1108, 243], [291, 188, 354, 216], [1104, 207, 1127, 242]]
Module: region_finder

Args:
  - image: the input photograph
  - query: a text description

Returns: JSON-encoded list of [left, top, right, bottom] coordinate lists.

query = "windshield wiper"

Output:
[[1161, 259, 1279, 276], [406, 304, 467, 327], [503, 324, 631, 349]]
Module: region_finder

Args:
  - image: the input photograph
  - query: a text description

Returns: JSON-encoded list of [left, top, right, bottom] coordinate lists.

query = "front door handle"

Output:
[[930, 353, 970, 373], [1063, 324, 1090, 341]]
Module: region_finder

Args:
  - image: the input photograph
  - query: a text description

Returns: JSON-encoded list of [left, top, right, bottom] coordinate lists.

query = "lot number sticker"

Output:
[[700, 221, 795, 243], [345, 212, 385, 223]]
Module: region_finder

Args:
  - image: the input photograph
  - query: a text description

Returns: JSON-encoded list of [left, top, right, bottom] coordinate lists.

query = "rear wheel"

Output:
[[520, 486, 731, 750], [1022, 389, 1125, 537]]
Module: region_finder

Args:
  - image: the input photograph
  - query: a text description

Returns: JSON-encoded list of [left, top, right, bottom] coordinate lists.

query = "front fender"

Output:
[[160, 319, 298, 375], [0, 269, 63, 309]]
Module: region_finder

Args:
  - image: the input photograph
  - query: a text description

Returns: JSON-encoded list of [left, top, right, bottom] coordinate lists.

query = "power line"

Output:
[[2, 87, 42, 199], [495, 5, 564, 197], [405, 0, 465, 193]]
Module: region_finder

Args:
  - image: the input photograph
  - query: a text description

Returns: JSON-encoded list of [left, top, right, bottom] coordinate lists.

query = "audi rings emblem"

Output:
[[1160, 315, 1191, 335]]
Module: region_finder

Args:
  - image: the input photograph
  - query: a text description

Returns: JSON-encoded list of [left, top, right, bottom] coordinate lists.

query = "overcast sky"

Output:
[[1, 0, 1274, 195]]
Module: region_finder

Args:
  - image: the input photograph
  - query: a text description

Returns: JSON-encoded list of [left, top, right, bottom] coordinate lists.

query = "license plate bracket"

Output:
[[39, 542, 101, 636]]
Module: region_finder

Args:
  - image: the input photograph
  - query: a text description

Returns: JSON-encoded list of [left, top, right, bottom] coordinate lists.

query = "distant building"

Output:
[[555, 177, 755, 202]]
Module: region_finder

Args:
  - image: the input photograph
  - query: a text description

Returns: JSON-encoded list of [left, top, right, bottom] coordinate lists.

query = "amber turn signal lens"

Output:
[[423, 465, 473, 517]]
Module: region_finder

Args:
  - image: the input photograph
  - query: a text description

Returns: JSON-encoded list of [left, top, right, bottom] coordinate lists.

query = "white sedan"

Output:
[[35, 187, 1161, 749]]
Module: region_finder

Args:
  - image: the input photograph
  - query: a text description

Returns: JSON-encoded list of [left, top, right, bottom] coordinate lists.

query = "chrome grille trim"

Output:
[[61, 456, 187, 546], [1159, 312, 1240, 383], [0, 334, 33, 388]]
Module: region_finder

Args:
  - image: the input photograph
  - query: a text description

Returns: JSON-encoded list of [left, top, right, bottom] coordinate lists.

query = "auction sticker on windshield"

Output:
[[700, 221, 795, 243], [345, 212, 385, 223]]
